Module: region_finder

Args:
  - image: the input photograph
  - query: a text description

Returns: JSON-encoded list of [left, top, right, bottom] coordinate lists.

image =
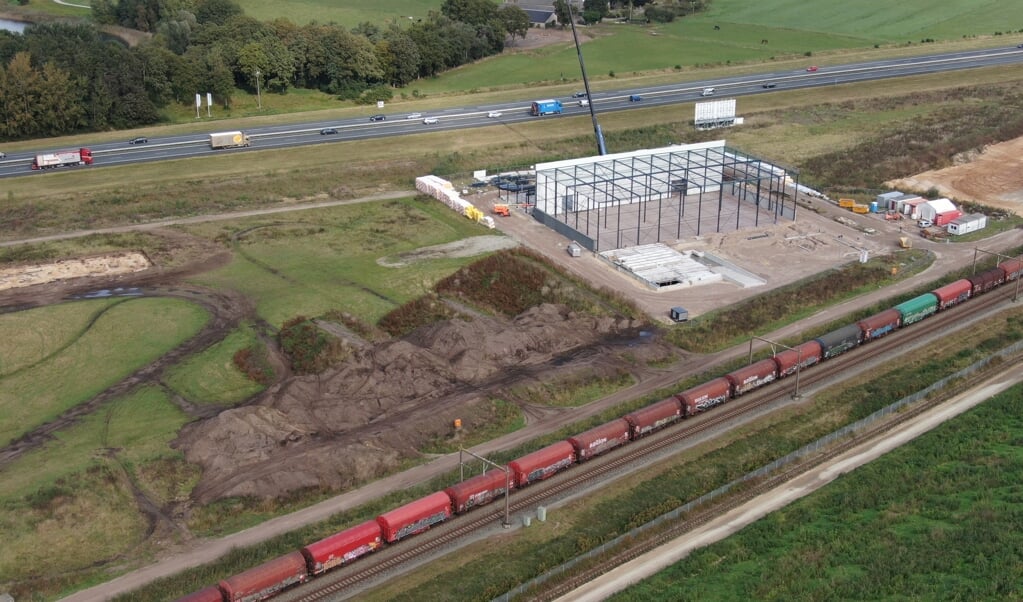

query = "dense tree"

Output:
[[582, 0, 609, 23], [155, 10, 198, 54], [0, 0, 523, 139], [496, 5, 530, 41], [553, 0, 572, 25], [1, 52, 40, 137], [195, 0, 243, 25], [440, 0, 498, 27], [135, 42, 178, 105], [378, 29, 420, 87]]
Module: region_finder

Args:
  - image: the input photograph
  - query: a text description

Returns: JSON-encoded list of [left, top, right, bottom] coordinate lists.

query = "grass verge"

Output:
[[612, 381, 1023, 601]]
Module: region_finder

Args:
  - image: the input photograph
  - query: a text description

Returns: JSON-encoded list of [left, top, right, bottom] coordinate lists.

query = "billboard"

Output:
[[694, 99, 736, 124]]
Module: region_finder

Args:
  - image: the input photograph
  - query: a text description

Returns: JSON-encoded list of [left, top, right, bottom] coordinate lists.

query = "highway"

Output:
[[3, 45, 1023, 178]]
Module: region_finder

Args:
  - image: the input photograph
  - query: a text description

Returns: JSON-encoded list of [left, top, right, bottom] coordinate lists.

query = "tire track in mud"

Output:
[[0, 296, 134, 379], [0, 285, 256, 469], [232, 222, 400, 307]]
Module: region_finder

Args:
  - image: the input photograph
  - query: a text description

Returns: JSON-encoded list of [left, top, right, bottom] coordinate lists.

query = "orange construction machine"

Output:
[[493, 204, 511, 217]]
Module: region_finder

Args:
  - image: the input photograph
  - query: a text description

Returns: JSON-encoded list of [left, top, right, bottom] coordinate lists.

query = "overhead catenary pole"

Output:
[[749, 335, 803, 399], [565, 1, 607, 155], [458, 448, 511, 527], [973, 246, 1020, 301]]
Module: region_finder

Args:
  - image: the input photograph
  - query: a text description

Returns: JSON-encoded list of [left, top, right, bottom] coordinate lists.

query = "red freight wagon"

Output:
[[177, 585, 224, 602], [772, 340, 823, 378], [678, 377, 731, 415], [376, 492, 452, 543], [857, 308, 901, 341], [219, 551, 308, 602], [445, 469, 513, 514], [967, 267, 1005, 296], [302, 520, 382, 575], [724, 359, 778, 396], [623, 397, 682, 438], [999, 258, 1023, 282], [508, 441, 576, 487], [568, 418, 631, 461], [932, 279, 972, 310]]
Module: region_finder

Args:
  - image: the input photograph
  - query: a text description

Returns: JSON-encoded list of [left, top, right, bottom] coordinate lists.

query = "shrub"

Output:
[[278, 317, 347, 374]]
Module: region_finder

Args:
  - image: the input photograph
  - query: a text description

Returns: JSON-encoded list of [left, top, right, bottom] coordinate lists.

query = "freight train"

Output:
[[178, 258, 1022, 602]]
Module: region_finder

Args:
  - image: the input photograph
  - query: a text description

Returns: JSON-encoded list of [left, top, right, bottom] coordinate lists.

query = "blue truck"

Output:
[[531, 99, 563, 116]]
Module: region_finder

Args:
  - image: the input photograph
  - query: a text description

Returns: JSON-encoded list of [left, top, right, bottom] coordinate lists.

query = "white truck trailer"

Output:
[[209, 131, 251, 149]]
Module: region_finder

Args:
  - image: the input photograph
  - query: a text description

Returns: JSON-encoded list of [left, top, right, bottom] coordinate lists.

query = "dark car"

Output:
[[629, 94, 642, 102], [320, 128, 338, 135], [762, 83, 777, 89], [572, 91, 587, 98], [128, 136, 148, 144], [369, 114, 386, 122]]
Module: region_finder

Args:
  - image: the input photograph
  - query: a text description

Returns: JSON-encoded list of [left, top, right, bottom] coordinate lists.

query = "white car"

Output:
[[578, 99, 589, 107], [423, 117, 439, 125], [918, 219, 933, 228], [0, 152, 6, 159], [406, 112, 422, 119], [487, 111, 502, 118]]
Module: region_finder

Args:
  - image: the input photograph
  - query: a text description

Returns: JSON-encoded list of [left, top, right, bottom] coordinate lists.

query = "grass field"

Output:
[[216, 0, 1023, 43], [611, 381, 1023, 601], [184, 198, 496, 327], [0, 297, 208, 447], [1, 385, 198, 595], [163, 323, 267, 405]]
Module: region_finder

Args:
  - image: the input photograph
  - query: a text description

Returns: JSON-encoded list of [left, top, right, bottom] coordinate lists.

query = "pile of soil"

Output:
[[0, 252, 151, 291], [887, 135, 1023, 216], [175, 304, 675, 503]]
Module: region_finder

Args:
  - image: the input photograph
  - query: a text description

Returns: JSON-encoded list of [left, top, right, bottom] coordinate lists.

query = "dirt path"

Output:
[[555, 365, 1023, 602], [0, 191, 413, 248]]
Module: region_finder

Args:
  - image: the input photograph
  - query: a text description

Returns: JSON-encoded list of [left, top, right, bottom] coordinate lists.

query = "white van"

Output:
[[701, 87, 715, 96]]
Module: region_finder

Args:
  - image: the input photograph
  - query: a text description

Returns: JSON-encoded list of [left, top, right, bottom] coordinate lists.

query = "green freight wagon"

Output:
[[894, 293, 937, 325]]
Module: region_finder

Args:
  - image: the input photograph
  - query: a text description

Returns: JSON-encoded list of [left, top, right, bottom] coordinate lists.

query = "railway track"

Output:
[[530, 352, 1023, 601], [284, 286, 1019, 601]]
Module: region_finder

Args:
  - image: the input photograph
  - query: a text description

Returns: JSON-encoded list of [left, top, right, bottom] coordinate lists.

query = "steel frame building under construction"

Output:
[[530, 140, 799, 253]]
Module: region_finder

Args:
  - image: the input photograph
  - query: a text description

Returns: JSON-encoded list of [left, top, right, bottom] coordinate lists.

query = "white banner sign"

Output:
[[207, 92, 213, 107], [195, 93, 201, 108]]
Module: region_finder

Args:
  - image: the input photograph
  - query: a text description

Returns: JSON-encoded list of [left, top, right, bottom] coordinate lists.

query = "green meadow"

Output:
[[0, 297, 208, 447]]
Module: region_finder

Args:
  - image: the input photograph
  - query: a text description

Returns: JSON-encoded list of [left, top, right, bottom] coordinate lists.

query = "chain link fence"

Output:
[[493, 339, 1023, 602]]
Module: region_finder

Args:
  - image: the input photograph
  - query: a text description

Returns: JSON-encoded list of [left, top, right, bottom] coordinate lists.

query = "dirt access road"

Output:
[[556, 365, 1023, 602]]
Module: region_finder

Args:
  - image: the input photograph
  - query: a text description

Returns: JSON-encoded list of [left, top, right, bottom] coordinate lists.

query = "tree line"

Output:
[[0, 0, 531, 140]]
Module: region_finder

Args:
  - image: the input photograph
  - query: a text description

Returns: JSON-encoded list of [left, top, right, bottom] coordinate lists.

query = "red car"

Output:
[[806, 65, 819, 72]]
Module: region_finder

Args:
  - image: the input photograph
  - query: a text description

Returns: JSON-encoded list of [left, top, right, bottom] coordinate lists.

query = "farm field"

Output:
[[223, 0, 1022, 41], [611, 380, 1023, 601]]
